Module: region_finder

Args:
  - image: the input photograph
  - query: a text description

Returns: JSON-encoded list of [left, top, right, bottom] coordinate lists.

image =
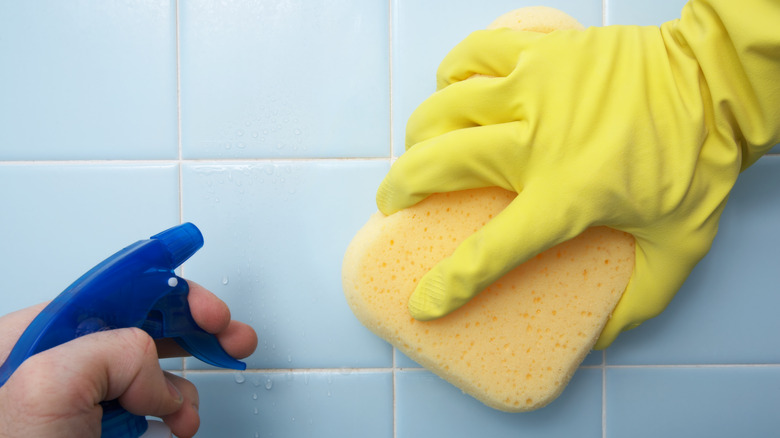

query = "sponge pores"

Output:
[[343, 188, 633, 411], [342, 9, 635, 412]]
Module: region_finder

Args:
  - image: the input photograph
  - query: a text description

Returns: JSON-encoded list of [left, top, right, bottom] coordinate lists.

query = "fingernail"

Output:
[[167, 379, 183, 404]]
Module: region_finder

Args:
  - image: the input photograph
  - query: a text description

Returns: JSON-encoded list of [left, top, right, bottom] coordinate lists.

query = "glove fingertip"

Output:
[[376, 179, 402, 216], [593, 324, 620, 350], [408, 270, 456, 321]]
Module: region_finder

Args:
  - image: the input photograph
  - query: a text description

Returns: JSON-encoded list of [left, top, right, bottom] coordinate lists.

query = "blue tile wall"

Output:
[[189, 371, 393, 437], [179, 0, 390, 159], [180, 160, 391, 370], [1, 1, 778, 437], [0, 163, 180, 307], [607, 366, 780, 437], [0, 0, 178, 160], [605, 0, 687, 25], [395, 368, 604, 438]]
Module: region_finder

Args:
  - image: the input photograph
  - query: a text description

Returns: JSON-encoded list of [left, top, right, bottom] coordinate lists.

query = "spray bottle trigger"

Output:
[[175, 330, 247, 370], [143, 275, 246, 371]]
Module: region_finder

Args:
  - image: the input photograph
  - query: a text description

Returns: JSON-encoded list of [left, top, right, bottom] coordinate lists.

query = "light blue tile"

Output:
[[581, 350, 604, 366], [607, 156, 780, 364], [395, 348, 421, 369], [181, 160, 392, 370], [392, 0, 601, 155], [0, 1, 178, 160], [0, 163, 180, 313], [179, 0, 390, 159], [606, 0, 687, 25], [607, 366, 780, 437], [188, 371, 393, 438], [396, 368, 603, 438]]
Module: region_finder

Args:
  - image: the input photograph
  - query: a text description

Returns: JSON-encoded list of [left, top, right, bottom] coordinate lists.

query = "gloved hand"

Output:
[[376, 0, 780, 349]]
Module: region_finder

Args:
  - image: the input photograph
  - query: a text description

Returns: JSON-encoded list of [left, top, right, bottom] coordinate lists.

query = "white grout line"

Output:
[[0, 157, 393, 167], [172, 361, 780, 374], [387, 2, 398, 436], [388, 0, 395, 163], [603, 363, 780, 369], [174, 0, 189, 376], [600, 12, 607, 437], [3, 152, 778, 167], [175, 0, 184, 204], [173, 362, 780, 376], [0, 159, 183, 166], [393, 348, 398, 438], [185, 367, 407, 374], [602, 350, 607, 438]]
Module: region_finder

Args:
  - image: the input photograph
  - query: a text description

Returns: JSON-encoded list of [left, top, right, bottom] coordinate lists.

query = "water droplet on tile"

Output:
[[265, 379, 273, 390], [253, 392, 258, 400], [222, 276, 229, 285], [253, 407, 259, 415], [234, 372, 245, 384]]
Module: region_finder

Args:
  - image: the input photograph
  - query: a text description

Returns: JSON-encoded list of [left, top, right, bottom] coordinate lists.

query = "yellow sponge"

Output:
[[343, 188, 634, 411], [486, 6, 585, 32]]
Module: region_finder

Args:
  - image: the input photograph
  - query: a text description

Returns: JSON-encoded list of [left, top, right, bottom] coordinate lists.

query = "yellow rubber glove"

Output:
[[376, 0, 780, 349]]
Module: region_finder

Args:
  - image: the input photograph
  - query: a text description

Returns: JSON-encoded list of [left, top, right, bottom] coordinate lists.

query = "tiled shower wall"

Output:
[[1, 1, 779, 437]]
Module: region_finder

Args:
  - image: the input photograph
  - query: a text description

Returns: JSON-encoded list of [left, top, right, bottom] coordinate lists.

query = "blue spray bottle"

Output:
[[0, 223, 245, 437]]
